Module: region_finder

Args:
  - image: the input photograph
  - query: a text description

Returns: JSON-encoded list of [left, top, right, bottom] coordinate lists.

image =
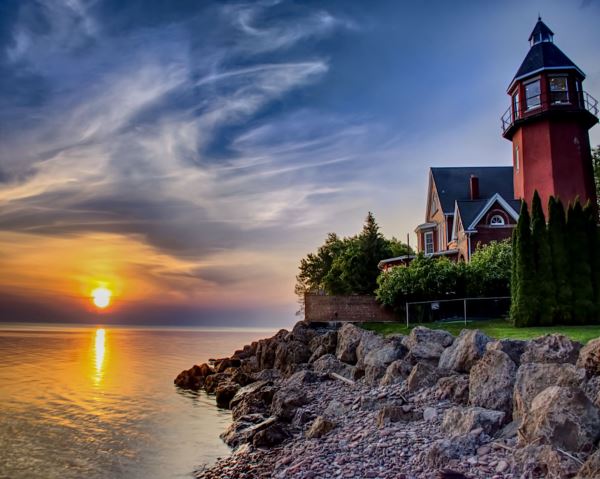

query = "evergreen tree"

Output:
[[547, 197, 572, 324], [583, 201, 600, 322], [530, 191, 555, 325], [511, 201, 537, 327], [567, 201, 594, 324]]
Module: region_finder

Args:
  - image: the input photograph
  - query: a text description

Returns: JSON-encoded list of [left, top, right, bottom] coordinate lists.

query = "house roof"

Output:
[[430, 166, 515, 214], [456, 196, 521, 231]]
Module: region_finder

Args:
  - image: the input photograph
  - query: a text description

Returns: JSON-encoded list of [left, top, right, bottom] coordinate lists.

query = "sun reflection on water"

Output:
[[94, 328, 106, 384]]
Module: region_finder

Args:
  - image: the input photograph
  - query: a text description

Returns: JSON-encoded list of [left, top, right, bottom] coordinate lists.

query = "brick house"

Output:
[[379, 18, 598, 270]]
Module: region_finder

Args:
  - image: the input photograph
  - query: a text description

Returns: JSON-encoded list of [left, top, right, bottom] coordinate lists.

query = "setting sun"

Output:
[[91, 287, 112, 309]]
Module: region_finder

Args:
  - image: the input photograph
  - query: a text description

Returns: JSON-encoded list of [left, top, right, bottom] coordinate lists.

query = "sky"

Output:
[[0, 0, 599, 327]]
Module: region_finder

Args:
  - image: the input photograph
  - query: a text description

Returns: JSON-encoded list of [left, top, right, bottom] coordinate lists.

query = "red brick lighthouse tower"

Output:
[[501, 17, 598, 214]]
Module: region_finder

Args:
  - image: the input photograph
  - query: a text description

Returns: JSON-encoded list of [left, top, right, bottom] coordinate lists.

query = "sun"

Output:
[[91, 287, 112, 309]]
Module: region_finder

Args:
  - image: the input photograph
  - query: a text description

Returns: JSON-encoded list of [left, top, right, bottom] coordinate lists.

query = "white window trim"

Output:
[[515, 145, 520, 172], [549, 74, 570, 105], [424, 231, 434, 255], [524, 77, 542, 111], [467, 193, 520, 231], [490, 214, 506, 226]]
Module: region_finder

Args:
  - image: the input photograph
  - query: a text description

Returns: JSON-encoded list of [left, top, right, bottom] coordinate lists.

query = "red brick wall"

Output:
[[304, 294, 397, 323]]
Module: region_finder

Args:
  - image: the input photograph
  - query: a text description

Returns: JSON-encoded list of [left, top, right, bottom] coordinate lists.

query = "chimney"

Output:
[[470, 175, 480, 200]]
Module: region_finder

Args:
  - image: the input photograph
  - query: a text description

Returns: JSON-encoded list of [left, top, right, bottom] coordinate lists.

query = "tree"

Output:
[[583, 201, 600, 322], [593, 145, 600, 210], [567, 201, 594, 324], [547, 197, 572, 324], [511, 201, 537, 327], [467, 239, 512, 298], [530, 191, 555, 325]]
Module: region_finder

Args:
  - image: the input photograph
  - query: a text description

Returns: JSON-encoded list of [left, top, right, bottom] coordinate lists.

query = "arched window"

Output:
[[490, 214, 505, 226]]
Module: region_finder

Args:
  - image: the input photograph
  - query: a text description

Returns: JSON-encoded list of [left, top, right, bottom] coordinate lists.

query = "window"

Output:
[[515, 145, 520, 172], [424, 232, 434, 255], [525, 79, 541, 110], [490, 215, 505, 226], [512, 91, 520, 119], [549, 76, 569, 104]]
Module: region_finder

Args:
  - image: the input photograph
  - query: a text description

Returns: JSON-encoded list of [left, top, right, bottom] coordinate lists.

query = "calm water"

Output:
[[0, 323, 275, 479]]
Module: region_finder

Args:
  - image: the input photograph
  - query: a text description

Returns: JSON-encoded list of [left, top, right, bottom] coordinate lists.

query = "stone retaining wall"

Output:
[[304, 294, 397, 323]]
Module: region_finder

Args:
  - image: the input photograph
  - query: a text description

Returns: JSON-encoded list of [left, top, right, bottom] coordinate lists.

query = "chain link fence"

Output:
[[405, 296, 511, 326]]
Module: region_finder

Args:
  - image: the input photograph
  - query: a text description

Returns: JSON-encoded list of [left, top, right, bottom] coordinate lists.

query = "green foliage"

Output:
[[295, 212, 412, 302], [548, 197, 572, 324], [593, 145, 600, 210], [468, 239, 512, 297], [530, 192, 555, 325], [568, 201, 595, 324], [583, 202, 600, 322], [511, 201, 537, 327]]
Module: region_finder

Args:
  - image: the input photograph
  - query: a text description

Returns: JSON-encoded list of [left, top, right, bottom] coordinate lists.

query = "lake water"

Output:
[[0, 323, 276, 479]]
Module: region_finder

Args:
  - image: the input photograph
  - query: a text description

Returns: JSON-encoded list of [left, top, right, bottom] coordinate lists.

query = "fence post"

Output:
[[463, 299, 467, 325], [405, 303, 409, 328]]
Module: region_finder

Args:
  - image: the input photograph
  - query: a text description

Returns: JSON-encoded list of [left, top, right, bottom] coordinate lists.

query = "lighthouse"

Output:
[[501, 17, 598, 214]]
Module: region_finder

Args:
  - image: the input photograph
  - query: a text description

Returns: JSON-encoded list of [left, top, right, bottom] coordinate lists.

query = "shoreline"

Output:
[[175, 320, 600, 478]]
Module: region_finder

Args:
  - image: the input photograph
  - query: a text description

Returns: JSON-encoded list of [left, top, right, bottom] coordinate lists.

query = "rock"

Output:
[[376, 405, 420, 427], [521, 334, 582, 364], [518, 386, 600, 452], [308, 331, 337, 362], [220, 415, 275, 448], [513, 362, 587, 419], [288, 321, 318, 345], [291, 408, 314, 427], [514, 445, 581, 479], [215, 382, 240, 408], [362, 336, 407, 368], [305, 416, 336, 439], [214, 357, 241, 373], [438, 329, 491, 373], [173, 363, 214, 389], [255, 330, 288, 370], [380, 359, 413, 386], [323, 399, 349, 419], [274, 340, 311, 375], [402, 326, 454, 362], [271, 386, 310, 422], [230, 380, 278, 421], [420, 434, 480, 469], [435, 374, 469, 405], [469, 349, 516, 418], [585, 375, 600, 407], [230, 370, 254, 386], [423, 407, 438, 422], [284, 370, 321, 387], [486, 339, 527, 366], [495, 420, 519, 440], [495, 460, 509, 473], [441, 406, 505, 437], [576, 448, 600, 479], [252, 422, 291, 448], [577, 337, 600, 376], [356, 330, 387, 366], [312, 354, 355, 380], [364, 364, 387, 385], [336, 323, 365, 364], [252, 368, 281, 382], [204, 373, 229, 394], [407, 362, 445, 392]]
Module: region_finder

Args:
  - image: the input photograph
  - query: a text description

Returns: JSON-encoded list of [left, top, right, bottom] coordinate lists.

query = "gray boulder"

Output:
[[220, 415, 275, 448], [435, 374, 470, 405], [287, 320, 318, 345], [255, 329, 288, 370], [230, 380, 278, 420], [376, 405, 420, 427], [312, 353, 355, 380], [215, 382, 241, 409], [252, 422, 291, 448], [577, 337, 600, 376], [486, 339, 527, 366], [514, 445, 581, 479], [271, 386, 310, 422], [585, 375, 600, 408], [380, 359, 413, 386], [469, 349, 516, 417], [305, 416, 336, 439], [441, 406, 506, 437], [407, 362, 444, 392], [308, 330, 337, 363], [356, 330, 386, 366], [402, 326, 454, 362], [420, 434, 480, 469], [438, 329, 491, 373], [336, 323, 365, 364], [274, 340, 311, 374], [513, 362, 587, 419], [576, 448, 600, 479], [518, 386, 600, 452], [521, 334, 582, 365]]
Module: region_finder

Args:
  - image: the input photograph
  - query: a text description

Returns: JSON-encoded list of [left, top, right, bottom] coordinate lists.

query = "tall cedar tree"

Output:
[[530, 191, 555, 325], [567, 202, 595, 324], [511, 202, 537, 327], [583, 201, 600, 322], [547, 197, 572, 324]]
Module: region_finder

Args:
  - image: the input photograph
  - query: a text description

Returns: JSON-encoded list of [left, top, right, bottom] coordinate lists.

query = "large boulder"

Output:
[[214, 357, 241, 373], [469, 349, 516, 417], [402, 326, 454, 363], [308, 330, 337, 363], [274, 340, 311, 375], [252, 422, 290, 448], [438, 329, 491, 373], [514, 445, 582, 479], [215, 382, 241, 408], [576, 449, 600, 479], [486, 339, 527, 366], [420, 434, 480, 469], [355, 330, 386, 366], [435, 374, 469, 405], [305, 416, 336, 439], [518, 386, 600, 453], [174, 363, 214, 390], [359, 335, 408, 385], [287, 321, 318, 345], [230, 380, 278, 420], [312, 354, 355, 380], [380, 359, 413, 386], [407, 362, 444, 392], [220, 415, 275, 448], [271, 386, 310, 422], [255, 329, 288, 370], [441, 406, 505, 437], [521, 334, 582, 365], [204, 372, 230, 394], [336, 323, 365, 364], [585, 376, 600, 408], [513, 362, 587, 419], [577, 337, 600, 376]]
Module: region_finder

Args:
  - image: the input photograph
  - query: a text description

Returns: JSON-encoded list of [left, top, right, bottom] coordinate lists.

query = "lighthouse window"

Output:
[[549, 76, 569, 104], [515, 145, 520, 172], [525, 79, 541, 110]]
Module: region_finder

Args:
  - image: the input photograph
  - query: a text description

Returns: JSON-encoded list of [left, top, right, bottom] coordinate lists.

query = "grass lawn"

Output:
[[360, 318, 600, 344]]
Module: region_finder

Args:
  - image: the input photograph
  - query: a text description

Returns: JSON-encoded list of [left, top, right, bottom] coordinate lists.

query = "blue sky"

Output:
[[0, 0, 599, 326]]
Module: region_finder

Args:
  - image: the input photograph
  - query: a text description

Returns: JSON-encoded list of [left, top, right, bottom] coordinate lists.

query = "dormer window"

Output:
[[525, 79, 541, 110], [549, 76, 569, 104], [490, 215, 505, 226]]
